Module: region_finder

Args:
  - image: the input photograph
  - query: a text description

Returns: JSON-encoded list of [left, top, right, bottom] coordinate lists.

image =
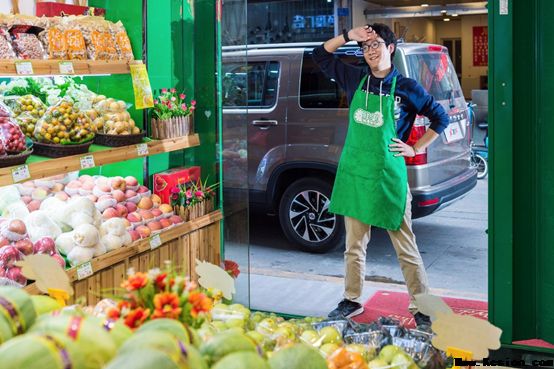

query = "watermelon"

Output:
[[136, 318, 192, 343], [0, 313, 13, 344], [0, 286, 37, 336], [31, 295, 62, 316], [0, 332, 86, 369], [104, 348, 184, 369], [268, 343, 328, 369], [212, 351, 270, 369], [30, 315, 117, 367], [200, 331, 257, 365]]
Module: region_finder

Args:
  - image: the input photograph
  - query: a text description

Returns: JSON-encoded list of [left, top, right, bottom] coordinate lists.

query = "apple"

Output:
[[126, 212, 142, 223], [319, 343, 340, 357], [128, 230, 140, 241], [159, 204, 173, 214], [55, 192, 69, 201], [31, 188, 48, 201], [122, 219, 131, 228], [0, 245, 23, 267], [147, 221, 162, 231], [21, 195, 32, 205], [125, 176, 138, 188], [137, 186, 149, 194], [378, 345, 401, 363], [300, 330, 320, 346], [135, 225, 151, 239], [139, 210, 154, 220], [98, 184, 111, 193], [169, 215, 183, 224], [137, 197, 153, 210], [125, 190, 137, 199], [27, 200, 41, 212], [112, 190, 125, 203], [159, 218, 172, 229], [151, 194, 162, 207], [79, 175, 93, 183], [51, 253, 66, 269], [111, 177, 126, 191], [319, 326, 342, 345], [115, 204, 128, 217], [87, 195, 98, 203], [151, 208, 162, 218], [81, 181, 94, 191], [33, 237, 56, 255], [51, 183, 65, 193], [6, 267, 26, 285], [66, 180, 82, 189], [102, 207, 119, 219], [125, 202, 137, 213], [0, 237, 10, 247], [15, 238, 33, 256]]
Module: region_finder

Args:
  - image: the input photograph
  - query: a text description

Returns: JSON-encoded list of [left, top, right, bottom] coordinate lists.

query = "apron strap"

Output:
[[390, 76, 397, 97], [357, 75, 369, 91]]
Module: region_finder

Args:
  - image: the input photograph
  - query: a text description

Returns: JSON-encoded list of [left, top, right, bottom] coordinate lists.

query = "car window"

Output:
[[300, 51, 361, 109], [405, 52, 463, 100], [222, 61, 280, 108]]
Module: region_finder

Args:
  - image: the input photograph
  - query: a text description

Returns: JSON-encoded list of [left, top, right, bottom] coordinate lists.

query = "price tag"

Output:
[[59, 61, 75, 74], [136, 143, 149, 156], [150, 234, 162, 250], [11, 165, 31, 183], [80, 155, 95, 169], [77, 262, 93, 280], [15, 62, 34, 75]]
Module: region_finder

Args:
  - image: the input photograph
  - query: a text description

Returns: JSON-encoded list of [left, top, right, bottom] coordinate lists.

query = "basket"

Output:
[[151, 115, 193, 139], [94, 131, 146, 147], [32, 141, 93, 158], [0, 149, 33, 168]]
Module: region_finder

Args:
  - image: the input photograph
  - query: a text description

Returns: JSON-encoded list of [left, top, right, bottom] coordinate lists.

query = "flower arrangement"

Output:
[[170, 177, 218, 221], [106, 267, 215, 330], [150, 87, 196, 139]]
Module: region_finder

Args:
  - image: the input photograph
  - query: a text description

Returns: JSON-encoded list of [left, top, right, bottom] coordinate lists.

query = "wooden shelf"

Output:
[[0, 134, 200, 186], [0, 60, 143, 77], [24, 209, 223, 295]]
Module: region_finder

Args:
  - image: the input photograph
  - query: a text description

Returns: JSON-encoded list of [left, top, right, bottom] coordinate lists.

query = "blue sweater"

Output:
[[312, 45, 449, 142]]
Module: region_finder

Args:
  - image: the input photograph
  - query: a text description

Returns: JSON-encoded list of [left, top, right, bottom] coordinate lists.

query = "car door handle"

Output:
[[251, 120, 278, 130]]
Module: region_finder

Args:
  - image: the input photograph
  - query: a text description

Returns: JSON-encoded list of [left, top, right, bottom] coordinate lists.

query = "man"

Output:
[[313, 24, 449, 329]]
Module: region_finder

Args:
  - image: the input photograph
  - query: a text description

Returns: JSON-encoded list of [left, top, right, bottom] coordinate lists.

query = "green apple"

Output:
[[225, 318, 245, 329], [246, 330, 265, 344], [274, 326, 295, 340], [368, 358, 389, 369], [319, 343, 340, 357], [299, 330, 320, 346], [346, 343, 373, 362], [256, 318, 278, 336], [318, 326, 342, 345], [391, 352, 414, 369], [378, 344, 402, 363]]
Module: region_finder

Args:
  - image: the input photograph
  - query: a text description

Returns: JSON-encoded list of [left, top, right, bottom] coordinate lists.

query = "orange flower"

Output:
[[106, 307, 120, 320], [152, 292, 182, 320], [124, 307, 150, 330], [122, 272, 149, 291], [188, 291, 212, 318], [154, 273, 175, 291]]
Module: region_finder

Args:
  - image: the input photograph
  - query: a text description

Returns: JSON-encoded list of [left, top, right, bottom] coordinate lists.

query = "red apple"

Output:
[[0, 237, 10, 247], [147, 221, 162, 231], [21, 195, 32, 205], [151, 194, 162, 207], [112, 189, 125, 203], [79, 175, 93, 183], [169, 215, 183, 224], [126, 212, 142, 223], [102, 207, 119, 219], [125, 202, 137, 213], [159, 204, 173, 214], [15, 238, 33, 256], [27, 200, 41, 212], [6, 267, 26, 285], [33, 237, 56, 255], [115, 204, 128, 217], [135, 225, 151, 239], [137, 197, 153, 210], [0, 245, 23, 267], [151, 209, 162, 218], [51, 253, 66, 269], [125, 190, 137, 199], [138, 210, 154, 220], [137, 186, 149, 194], [111, 177, 126, 191], [125, 176, 138, 187], [128, 230, 140, 242], [159, 218, 172, 229]]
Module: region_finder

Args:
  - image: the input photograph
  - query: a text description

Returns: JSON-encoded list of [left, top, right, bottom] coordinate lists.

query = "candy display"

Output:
[[34, 98, 94, 145]]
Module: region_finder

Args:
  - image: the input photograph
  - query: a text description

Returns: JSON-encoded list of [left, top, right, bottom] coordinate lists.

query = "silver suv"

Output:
[[222, 42, 477, 253]]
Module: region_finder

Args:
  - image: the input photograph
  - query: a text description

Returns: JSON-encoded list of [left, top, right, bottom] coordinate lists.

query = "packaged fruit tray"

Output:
[[32, 140, 93, 158], [93, 131, 145, 147], [0, 149, 33, 168]]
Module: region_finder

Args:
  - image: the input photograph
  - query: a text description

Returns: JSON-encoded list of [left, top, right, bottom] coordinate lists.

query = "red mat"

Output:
[[353, 290, 488, 328], [513, 339, 554, 349]]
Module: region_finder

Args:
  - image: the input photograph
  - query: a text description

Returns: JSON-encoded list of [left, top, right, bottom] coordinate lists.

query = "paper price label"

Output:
[[59, 62, 75, 74], [136, 143, 149, 156], [150, 234, 162, 250], [77, 262, 93, 280], [15, 62, 34, 75], [80, 155, 95, 169], [11, 165, 31, 183]]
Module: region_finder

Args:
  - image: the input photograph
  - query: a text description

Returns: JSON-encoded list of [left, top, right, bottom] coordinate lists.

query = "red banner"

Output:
[[473, 26, 488, 66]]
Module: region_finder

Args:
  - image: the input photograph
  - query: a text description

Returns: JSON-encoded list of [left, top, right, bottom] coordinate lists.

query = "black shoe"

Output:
[[328, 299, 364, 319], [413, 312, 432, 332]]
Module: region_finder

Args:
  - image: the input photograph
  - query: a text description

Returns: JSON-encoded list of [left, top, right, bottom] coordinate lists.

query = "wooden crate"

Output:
[[25, 210, 222, 305]]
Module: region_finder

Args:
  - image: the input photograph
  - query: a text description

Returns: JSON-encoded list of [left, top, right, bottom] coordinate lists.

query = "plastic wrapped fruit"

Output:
[[0, 118, 27, 154], [4, 95, 47, 139], [92, 97, 139, 135], [34, 98, 95, 145]]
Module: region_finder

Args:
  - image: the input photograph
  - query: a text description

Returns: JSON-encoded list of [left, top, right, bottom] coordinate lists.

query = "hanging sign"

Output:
[[472, 26, 488, 67], [129, 63, 154, 110]]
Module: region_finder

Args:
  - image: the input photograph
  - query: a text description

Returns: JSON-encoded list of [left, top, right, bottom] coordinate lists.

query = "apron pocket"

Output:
[[339, 146, 385, 181]]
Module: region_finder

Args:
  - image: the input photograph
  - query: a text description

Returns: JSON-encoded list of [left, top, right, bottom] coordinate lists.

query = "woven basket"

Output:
[[94, 131, 146, 147], [32, 141, 93, 158], [0, 149, 33, 168], [173, 198, 214, 222], [150, 115, 193, 139]]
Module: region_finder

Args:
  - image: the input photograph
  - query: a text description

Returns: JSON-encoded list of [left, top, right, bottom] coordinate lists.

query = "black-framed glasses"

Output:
[[361, 41, 386, 52]]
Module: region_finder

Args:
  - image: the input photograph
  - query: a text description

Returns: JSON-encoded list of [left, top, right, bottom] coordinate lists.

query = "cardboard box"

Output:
[[153, 166, 201, 204], [36, 2, 106, 17]]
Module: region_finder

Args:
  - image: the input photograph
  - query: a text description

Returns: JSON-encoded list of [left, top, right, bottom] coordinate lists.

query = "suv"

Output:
[[222, 42, 477, 253]]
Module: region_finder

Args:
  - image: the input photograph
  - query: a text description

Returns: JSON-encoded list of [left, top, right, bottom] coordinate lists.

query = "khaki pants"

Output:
[[343, 185, 429, 313]]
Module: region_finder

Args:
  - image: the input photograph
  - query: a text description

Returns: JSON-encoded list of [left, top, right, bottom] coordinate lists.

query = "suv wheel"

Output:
[[278, 178, 344, 253]]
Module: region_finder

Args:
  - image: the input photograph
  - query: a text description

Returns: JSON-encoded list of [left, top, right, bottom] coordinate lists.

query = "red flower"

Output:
[[170, 186, 180, 194], [186, 190, 192, 199], [181, 103, 187, 110], [168, 102, 173, 110], [122, 272, 148, 291], [188, 291, 212, 318], [161, 88, 168, 93], [179, 94, 186, 100], [190, 106, 196, 111], [154, 99, 159, 104], [224, 260, 240, 278], [152, 292, 182, 320], [154, 273, 175, 291], [170, 88, 177, 93], [106, 307, 120, 320], [171, 96, 177, 102], [191, 100, 196, 106], [124, 307, 150, 330], [195, 190, 204, 199]]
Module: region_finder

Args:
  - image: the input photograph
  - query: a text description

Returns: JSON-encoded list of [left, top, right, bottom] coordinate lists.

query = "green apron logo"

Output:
[[353, 108, 384, 127]]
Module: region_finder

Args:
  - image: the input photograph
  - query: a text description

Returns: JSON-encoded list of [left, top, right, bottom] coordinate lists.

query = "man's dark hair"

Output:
[[357, 23, 397, 60]]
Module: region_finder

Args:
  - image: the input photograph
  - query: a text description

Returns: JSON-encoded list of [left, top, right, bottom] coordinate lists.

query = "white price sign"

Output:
[[150, 234, 162, 250], [80, 155, 95, 169], [11, 165, 31, 183], [15, 62, 34, 75], [136, 143, 149, 156], [77, 262, 93, 280], [59, 62, 75, 75]]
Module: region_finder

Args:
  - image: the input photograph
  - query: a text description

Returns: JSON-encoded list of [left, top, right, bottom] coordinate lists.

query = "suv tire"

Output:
[[278, 178, 344, 253]]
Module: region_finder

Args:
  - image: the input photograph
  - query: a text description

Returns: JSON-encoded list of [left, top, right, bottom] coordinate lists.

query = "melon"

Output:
[[200, 331, 257, 365], [136, 318, 192, 343], [212, 351, 270, 369], [0, 286, 37, 335], [0, 314, 13, 344], [30, 295, 62, 316], [87, 316, 133, 348], [268, 343, 328, 369], [30, 315, 117, 366], [104, 348, 183, 369]]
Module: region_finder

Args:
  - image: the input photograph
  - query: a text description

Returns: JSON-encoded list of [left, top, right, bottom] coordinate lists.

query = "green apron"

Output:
[[329, 75, 407, 231]]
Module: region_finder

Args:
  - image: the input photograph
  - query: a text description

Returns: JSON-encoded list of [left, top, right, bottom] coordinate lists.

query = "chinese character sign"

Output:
[[473, 26, 488, 67]]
